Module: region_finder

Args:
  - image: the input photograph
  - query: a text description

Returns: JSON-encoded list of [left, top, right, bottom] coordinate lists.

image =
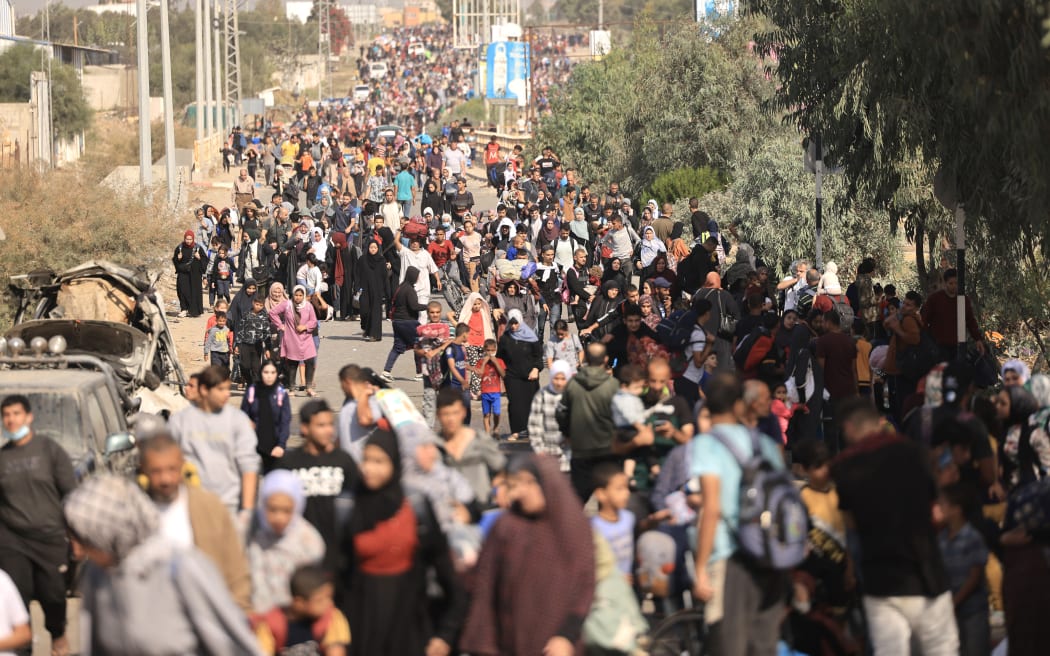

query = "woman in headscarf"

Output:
[[457, 292, 495, 397], [1002, 359, 1032, 388], [536, 216, 561, 252], [330, 231, 356, 321], [693, 271, 739, 373], [724, 243, 756, 290], [67, 475, 259, 655], [460, 455, 595, 656], [226, 277, 257, 332], [421, 178, 444, 218], [638, 294, 661, 331], [527, 361, 573, 472], [340, 429, 467, 655], [307, 226, 328, 262], [493, 280, 538, 336], [635, 225, 666, 286], [214, 208, 234, 250], [998, 385, 1042, 491], [240, 360, 290, 473], [666, 222, 691, 271], [579, 281, 624, 342], [269, 284, 318, 396], [173, 230, 207, 318], [356, 239, 388, 342], [651, 254, 678, 298], [600, 257, 628, 292], [568, 206, 590, 246], [246, 470, 325, 613], [497, 308, 543, 441]]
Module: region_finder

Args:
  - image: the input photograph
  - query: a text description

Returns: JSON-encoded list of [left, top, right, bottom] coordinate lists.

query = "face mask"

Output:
[[2, 425, 29, 442]]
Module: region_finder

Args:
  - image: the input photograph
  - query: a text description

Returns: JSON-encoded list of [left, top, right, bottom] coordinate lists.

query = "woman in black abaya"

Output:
[[173, 230, 206, 317], [355, 239, 389, 341]]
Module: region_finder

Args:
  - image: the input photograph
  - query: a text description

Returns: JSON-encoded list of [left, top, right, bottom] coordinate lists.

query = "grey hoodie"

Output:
[[557, 365, 619, 458]]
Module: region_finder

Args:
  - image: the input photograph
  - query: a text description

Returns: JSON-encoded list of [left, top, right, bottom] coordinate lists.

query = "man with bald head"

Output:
[[613, 358, 696, 515], [556, 342, 621, 500]]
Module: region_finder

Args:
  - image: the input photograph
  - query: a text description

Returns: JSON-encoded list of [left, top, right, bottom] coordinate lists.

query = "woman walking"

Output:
[[268, 284, 319, 396], [241, 361, 291, 473], [460, 455, 594, 656], [356, 240, 388, 341], [173, 230, 206, 318], [339, 429, 466, 654], [497, 309, 543, 442]]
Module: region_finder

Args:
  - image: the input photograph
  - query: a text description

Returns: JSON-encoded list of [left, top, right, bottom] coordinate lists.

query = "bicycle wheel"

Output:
[[443, 280, 466, 313], [644, 608, 707, 656]]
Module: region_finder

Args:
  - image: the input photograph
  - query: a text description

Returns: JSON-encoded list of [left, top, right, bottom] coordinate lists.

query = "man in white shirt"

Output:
[[777, 259, 810, 312], [139, 433, 252, 612], [679, 298, 714, 410], [443, 140, 467, 177], [395, 237, 442, 322]]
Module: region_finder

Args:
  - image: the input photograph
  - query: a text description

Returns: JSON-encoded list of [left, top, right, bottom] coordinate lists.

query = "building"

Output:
[[0, 0, 14, 39], [340, 3, 378, 27], [83, 0, 160, 17]]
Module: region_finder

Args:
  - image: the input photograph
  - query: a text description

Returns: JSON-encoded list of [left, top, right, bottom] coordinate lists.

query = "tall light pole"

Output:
[[202, 0, 213, 135], [135, 0, 151, 188], [212, 0, 223, 136], [160, 0, 176, 203], [194, 0, 204, 141]]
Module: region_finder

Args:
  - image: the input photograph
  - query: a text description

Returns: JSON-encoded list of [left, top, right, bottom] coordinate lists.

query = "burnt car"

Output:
[[6, 260, 188, 416]]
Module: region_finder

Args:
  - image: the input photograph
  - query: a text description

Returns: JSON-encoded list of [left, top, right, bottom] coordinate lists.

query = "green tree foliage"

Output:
[[747, 0, 1050, 251], [536, 20, 777, 193], [0, 43, 92, 139], [643, 166, 728, 208], [697, 134, 900, 278], [552, 0, 694, 25]]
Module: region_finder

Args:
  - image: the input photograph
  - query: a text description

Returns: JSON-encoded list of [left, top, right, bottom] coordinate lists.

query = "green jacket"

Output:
[[557, 365, 619, 459]]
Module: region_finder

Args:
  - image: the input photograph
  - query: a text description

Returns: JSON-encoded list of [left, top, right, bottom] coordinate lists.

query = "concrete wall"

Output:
[[0, 101, 82, 168], [82, 65, 136, 111]]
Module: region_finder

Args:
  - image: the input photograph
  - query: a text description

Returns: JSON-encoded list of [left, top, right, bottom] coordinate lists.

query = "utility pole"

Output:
[[194, 0, 204, 141], [160, 0, 177, 203], [223, 0, 242, 127], [202, 0, 213, 135], [135, 0, 151, 188], [212, 0, 223, 135], [955, 204, 967, 359], [814, 133, 824, 269], [598, 0, 604, 28]]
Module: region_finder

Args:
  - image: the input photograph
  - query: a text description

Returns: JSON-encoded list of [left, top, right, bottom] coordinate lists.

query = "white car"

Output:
[[352, 84, 370, 103], [368, 61, 389, 80], [407, 41, 425, 57]]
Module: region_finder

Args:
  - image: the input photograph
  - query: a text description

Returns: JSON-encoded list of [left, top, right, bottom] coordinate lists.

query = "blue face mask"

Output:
[[1, 425, 29, 443]]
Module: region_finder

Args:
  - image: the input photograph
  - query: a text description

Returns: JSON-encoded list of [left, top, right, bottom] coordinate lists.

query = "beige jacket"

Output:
[[186, 485, 252, 612]]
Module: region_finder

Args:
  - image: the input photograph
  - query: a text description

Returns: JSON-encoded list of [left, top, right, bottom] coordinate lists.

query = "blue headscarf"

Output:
[[507, 308, 539, 343], [256, 469, 306, 534]]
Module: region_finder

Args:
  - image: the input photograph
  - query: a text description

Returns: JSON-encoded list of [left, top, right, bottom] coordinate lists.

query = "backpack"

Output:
[[655, 309, 699, 351], [829, 294, 854, 328], [710, 427, 808, 569]]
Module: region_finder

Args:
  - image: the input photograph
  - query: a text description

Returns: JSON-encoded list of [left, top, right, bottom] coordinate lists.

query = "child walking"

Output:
[[203, 311, 233, 370], [474, 338, 505, 437]]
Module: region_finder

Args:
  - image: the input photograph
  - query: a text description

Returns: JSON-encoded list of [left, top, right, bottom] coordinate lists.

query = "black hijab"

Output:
[[254, 362, 279, 453], [402, 265, 420, 288], [228, 278, 256, 328], [347, 429, 404, 536]]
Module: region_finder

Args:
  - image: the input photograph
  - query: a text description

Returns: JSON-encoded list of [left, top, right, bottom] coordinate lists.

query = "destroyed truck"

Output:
[[2, 261, 189, 477]]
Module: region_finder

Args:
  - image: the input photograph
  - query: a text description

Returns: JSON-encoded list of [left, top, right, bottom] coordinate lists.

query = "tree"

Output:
[[747, 0, 1050, 252], [0, 44, 92, 139], [536, 20, 777, 194], [552, 0, 694, 25], [697, 133, 900, 277]]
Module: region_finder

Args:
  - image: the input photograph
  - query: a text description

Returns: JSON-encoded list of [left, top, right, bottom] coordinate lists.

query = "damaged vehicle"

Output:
[[2, 261, 190, 475]]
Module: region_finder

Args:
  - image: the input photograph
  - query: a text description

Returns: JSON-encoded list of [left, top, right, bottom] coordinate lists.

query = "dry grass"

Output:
[[0, 166, 181, 328], [81, 115, 197, 183]]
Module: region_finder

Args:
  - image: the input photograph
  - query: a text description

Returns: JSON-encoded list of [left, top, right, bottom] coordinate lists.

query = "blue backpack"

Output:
[[710, 427, 808, 570], [655, 308, 698, 350]]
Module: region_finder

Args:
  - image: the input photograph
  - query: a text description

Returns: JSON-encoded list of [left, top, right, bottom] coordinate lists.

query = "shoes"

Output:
[[177, 310, 188, 318], [380, 371, 395, 383], [413, 373, 424, 381], [326, 306, 334, 321]]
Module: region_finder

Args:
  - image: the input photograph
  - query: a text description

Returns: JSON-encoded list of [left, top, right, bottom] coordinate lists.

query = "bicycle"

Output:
[[638, 550, 708, 656]]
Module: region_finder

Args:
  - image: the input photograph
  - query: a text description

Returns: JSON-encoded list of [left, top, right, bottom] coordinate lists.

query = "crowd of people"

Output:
[[4, 24, 1050, 656]]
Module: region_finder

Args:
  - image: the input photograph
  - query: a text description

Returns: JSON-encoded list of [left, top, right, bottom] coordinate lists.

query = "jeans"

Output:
[[537, 302, 561, 342], [384, 319, 420, 372], [399, 199, 412, 217], [956, 610, 990, 656], [421, 386, 436, 428], [862, 592, 959, 656], [215, 278, 231, 303]]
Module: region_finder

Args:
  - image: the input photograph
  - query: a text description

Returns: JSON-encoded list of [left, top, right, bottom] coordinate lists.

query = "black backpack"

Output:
[[656, 309, 699, 350]]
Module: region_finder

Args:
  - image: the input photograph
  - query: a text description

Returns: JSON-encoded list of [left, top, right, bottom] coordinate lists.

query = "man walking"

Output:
[[232, 168, 256, 213], [0, 395, 75, 656], [139, 433, 251, 611]]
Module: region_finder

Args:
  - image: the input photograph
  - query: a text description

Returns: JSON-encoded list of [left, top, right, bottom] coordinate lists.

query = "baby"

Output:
[[818, 261, 841, 295]]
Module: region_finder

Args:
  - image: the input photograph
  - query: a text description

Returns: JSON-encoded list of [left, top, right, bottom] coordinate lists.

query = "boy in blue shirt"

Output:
[[590, 462, 635, 581], [444, 323, 472, 423]]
